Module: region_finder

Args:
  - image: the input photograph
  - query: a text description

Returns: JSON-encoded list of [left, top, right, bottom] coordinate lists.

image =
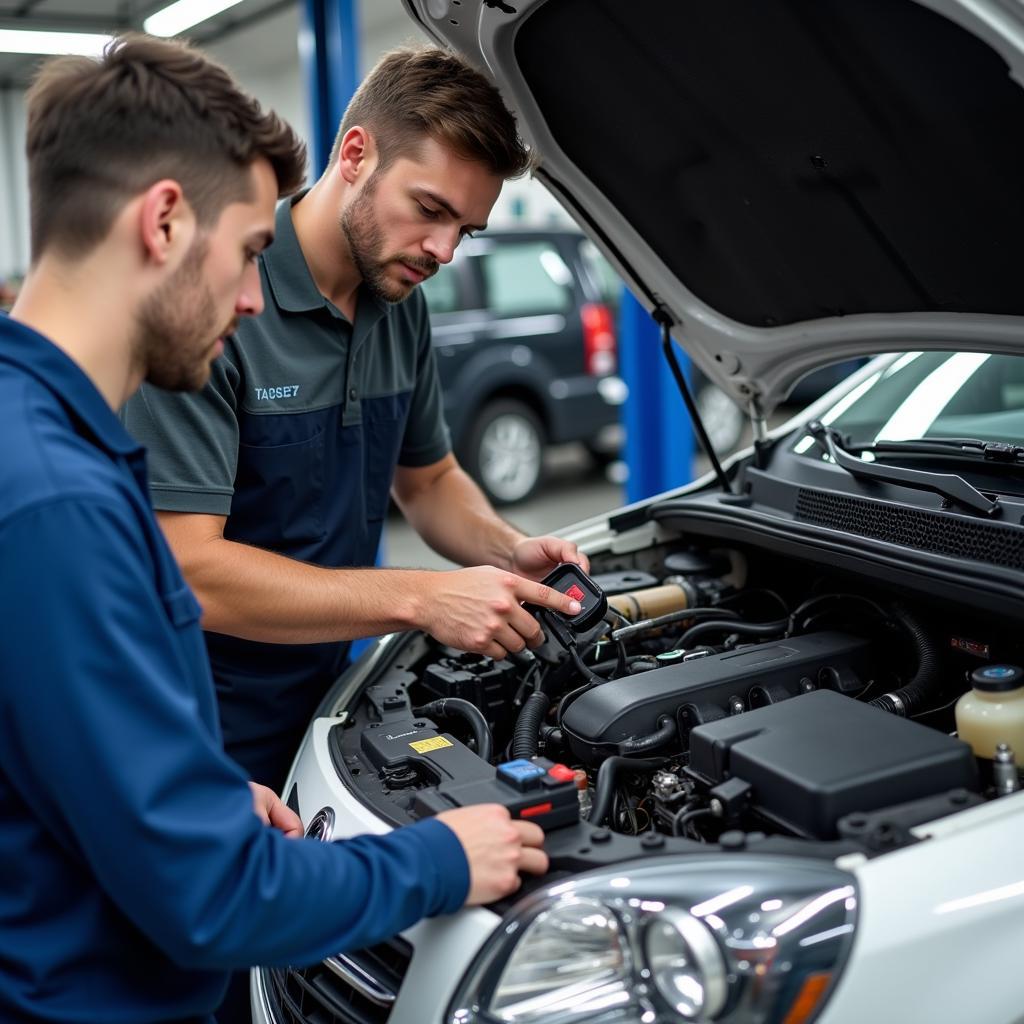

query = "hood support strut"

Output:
[[655, 308, 733, 494]]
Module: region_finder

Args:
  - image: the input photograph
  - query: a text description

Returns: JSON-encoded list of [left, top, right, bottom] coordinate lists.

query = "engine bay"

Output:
[[328, 541, 1023, 866]]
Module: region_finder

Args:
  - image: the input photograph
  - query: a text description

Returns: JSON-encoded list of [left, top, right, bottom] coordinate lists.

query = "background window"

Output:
[[481, 241, 573, 316]]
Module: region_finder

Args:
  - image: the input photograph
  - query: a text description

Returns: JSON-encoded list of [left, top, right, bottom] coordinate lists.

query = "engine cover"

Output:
[[562, 631, 873, 762], [687, 689, 979, 838]]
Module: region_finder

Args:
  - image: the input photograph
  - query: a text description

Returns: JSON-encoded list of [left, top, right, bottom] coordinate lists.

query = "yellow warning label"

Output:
[[409, 736, 453, 754]]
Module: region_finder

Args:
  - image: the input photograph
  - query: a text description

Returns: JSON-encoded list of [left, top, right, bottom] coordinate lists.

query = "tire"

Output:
[[460, 398, 545, 505], [695, 382, 746, 455]]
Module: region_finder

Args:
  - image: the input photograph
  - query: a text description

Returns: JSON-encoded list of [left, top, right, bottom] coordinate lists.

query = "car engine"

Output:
[[329, 542, 1021, 866]]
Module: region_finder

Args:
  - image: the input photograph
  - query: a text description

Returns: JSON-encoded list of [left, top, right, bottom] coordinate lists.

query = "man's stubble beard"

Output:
[[134, 235, 232, 393], [341, 171, 438, 305]]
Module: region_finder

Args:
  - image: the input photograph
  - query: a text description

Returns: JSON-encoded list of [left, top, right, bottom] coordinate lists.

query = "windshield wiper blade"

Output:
[[846, 437, 1024, 465], [807, 421, 1000, 517]]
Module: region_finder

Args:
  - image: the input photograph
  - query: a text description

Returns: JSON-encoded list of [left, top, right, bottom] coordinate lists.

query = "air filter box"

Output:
[[687, 689, 979, 839]]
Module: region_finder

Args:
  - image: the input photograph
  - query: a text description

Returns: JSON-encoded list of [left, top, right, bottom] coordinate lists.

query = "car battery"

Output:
[[359, 718, 578, 831]]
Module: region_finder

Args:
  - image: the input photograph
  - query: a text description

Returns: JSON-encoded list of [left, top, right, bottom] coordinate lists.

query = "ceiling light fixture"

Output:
[[0, 29, 112, 56], [144, 0, 245, 38]]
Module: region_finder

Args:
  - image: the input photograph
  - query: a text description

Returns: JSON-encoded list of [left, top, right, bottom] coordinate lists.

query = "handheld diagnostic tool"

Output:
[[532, 562, 608, 636]]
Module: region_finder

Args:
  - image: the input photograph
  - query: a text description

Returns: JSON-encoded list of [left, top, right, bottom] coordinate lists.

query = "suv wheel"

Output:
[[462, 399, 545, 505]]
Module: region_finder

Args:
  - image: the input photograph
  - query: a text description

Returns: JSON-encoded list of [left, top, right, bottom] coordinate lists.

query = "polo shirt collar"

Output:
[[0, 313, 142, 458], [263, 190, 389, 319]]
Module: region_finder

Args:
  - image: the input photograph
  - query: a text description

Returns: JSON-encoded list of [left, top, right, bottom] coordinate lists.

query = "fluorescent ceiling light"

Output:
[[0, 29, 112, 56], [144, 0, 245, 38]]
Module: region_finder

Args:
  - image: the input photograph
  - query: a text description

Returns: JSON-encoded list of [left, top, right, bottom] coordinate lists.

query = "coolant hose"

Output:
[[589, 756, 667, 826], [868, 605, 940, 717], [675, 618, 789, 650], [511, 690, 552, 760], [414, 698, 493, 764], [617, 715, 677, 755]]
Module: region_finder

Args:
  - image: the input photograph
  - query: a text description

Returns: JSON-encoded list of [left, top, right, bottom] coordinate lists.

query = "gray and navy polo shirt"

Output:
[[122, 194, 451, 772]]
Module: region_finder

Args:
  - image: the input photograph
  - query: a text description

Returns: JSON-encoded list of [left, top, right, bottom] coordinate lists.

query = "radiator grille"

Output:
[[263, 937, 412, 1024], [794, 489, 1024, 569]]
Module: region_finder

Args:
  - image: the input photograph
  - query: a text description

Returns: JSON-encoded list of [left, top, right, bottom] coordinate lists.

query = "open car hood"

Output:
[[403, 0, 1024, 416]]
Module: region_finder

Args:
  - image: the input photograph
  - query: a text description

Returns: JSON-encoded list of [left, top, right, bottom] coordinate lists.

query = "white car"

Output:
[[254, 1, 1024, 1022]]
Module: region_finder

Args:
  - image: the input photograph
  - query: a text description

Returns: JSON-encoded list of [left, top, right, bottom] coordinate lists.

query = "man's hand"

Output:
[[419, 566, 582, 659], [436, 805, 548, 905], [511, 535, 590, 582], [248, 781, 303, 838]]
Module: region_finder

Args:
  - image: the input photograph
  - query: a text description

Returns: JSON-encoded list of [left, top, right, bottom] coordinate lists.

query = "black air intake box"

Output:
[[687, 689, 979, 838]]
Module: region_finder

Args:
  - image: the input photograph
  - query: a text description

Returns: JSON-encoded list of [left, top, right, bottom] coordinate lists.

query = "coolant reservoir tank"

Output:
[[955, 664, 1024, 759]]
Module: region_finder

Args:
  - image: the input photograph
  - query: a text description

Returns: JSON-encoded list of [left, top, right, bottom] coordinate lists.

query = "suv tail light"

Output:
[[581, 302, 617, 376]]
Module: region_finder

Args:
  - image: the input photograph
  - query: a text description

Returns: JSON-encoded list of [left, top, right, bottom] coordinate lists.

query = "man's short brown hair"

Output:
[[330, 46, 530, 179], [25, 34, 307, 262]]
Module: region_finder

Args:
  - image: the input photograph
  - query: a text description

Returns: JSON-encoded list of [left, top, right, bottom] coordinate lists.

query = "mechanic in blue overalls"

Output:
[[123, 45, 589, 794], [0, 35, 553, 1024]]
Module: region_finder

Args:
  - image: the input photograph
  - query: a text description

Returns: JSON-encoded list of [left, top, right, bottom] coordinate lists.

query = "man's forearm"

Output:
[[179, 536, 433, 643], [396, 463, 525, 569]]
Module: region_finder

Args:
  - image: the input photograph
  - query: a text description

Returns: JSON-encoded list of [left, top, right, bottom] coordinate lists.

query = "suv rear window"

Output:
[[480, 240, 573, 316]]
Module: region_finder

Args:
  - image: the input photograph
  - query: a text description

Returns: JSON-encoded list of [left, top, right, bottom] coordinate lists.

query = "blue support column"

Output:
[[300, 0, 379, 656], [300, 0, 360, 176], [619, 288, 696, 503]]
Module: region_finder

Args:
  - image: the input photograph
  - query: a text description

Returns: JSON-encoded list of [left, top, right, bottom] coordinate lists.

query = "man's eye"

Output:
[[417, 203, 439, 219], [245, 249, 259, 263]]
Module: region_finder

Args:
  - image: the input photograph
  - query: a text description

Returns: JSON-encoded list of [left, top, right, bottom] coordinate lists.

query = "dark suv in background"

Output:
[[422, 229, 625, 504], [423, 230, 861, 504]]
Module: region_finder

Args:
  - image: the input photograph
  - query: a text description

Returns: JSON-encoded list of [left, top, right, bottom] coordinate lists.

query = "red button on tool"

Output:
[[548, 764, 575, 783], [520, 802, 554, 818], [565, 584, 586, 603]]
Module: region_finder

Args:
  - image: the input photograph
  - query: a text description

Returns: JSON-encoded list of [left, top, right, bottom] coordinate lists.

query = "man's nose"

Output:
[[422, 225, 460, 265], [237, 263, 265, 317]]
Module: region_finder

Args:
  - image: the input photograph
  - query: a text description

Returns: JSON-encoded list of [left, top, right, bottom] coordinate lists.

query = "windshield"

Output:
[[793, 352, 1024, 454]]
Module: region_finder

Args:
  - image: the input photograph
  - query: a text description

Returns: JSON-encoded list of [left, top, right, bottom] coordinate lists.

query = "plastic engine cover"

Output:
[[687, 689, 979, 838], [562, 631, 874, 762]]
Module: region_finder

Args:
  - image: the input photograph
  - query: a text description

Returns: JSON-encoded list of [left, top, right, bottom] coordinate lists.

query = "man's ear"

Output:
[[138, 179, 194, 267], [336, 126, 376, 185]]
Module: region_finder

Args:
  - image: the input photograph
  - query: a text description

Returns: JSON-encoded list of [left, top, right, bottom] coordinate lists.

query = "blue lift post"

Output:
[[301, 0, 382, 657], [300, 0, 360, 176], [619, 288, 696, 504]]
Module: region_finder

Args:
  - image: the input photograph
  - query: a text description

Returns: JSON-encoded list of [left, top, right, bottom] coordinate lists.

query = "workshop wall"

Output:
[[0, 0, 571, 281]]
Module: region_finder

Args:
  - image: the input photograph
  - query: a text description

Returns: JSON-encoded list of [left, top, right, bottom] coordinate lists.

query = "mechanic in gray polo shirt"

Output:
[[123, 46, 588, 791]]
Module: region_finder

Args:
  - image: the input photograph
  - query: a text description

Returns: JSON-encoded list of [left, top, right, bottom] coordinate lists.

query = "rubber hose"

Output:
[[675, 618, 788, 651], [588, 756, 667, 826], [611, 606, 741, 642], [617, 715, 677, 755], [511, 690, 551, 760], [868, 605, 940, 717], [413, 698, 493, 764]]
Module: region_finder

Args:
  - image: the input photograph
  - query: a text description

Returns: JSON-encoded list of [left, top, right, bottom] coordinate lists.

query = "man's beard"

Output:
[[341, 173, 438, 305], [134, 236, 233, 392]]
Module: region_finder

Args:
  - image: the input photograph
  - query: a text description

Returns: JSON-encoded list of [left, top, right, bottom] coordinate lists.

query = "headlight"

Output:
[[449, 855, 856, 1024]]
